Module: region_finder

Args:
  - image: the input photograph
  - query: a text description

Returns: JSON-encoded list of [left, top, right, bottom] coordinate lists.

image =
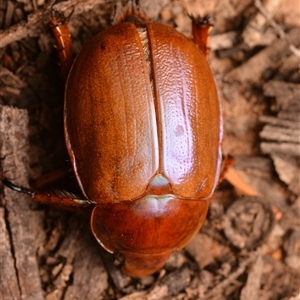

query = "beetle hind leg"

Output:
[[189, 15, 213, 58]]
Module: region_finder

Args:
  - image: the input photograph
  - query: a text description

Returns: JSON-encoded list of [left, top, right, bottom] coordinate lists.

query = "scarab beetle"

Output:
[[3, 3, 222, 276]]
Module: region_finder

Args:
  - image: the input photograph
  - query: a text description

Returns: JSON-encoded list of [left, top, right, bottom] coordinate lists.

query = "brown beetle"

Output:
[[3, 3, 222, 276]]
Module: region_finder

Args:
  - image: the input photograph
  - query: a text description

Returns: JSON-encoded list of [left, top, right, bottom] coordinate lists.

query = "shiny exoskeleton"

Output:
[[3, 7, 222, 276]]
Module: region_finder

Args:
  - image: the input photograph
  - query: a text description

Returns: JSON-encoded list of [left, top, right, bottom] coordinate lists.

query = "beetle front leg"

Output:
[[190, 15, 213, 58], [49, 8, 75, 79]]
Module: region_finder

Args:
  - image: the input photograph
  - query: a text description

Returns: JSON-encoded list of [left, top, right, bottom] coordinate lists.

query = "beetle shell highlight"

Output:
[[65, 18, 222, 276]]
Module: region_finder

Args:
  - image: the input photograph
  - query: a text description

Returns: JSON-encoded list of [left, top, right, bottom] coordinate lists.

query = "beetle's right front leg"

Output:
[[190, 15, 213, 59]]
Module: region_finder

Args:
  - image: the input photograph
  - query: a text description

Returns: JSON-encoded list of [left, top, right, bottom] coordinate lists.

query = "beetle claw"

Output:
[[189, 14, 213, 27], [50, 1, 74, 26]]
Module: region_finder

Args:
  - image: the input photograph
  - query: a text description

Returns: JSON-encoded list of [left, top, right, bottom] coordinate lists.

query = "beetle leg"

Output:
[[190, 15, 213, 58], [31, 166, 71, 190], [49, 7, 75, 79], [2, 177, 92, 209]]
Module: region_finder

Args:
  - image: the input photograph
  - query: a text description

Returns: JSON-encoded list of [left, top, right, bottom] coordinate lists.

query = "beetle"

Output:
[[2, 2, 222, 276]]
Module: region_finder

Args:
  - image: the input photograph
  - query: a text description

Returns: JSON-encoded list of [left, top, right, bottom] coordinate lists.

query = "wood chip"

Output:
[[271, 154, 300, 194], [210, 31, 238, 50], [4, 0, 14, 29], [0, 0, 108, 48], [243, 0, 280, 47], [260, 142, 300, 157], [200, 254, 257, 300], [227, 156, 296, 224], [224, 28, 300, 85], [185, 234, 215, 269], [260, 81, 300, 157], [263, 81, 300, 113], [224, 197, 274, 249], [240, 254, 264, 300], [1, 105, 44, 300], [0, 207, 21, 299], [147, 264, 192, 298]]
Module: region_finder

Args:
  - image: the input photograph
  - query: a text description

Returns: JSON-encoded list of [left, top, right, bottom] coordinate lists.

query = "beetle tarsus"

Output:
[[2, 177, 34, 196], [50, 0, 74, 25]]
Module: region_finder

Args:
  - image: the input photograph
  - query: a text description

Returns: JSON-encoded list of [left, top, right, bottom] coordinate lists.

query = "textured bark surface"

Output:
[[0, 106, 43, 300]]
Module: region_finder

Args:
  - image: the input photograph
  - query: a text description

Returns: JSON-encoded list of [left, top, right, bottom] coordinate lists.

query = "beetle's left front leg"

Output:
[[49, 8, 75, 79]]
